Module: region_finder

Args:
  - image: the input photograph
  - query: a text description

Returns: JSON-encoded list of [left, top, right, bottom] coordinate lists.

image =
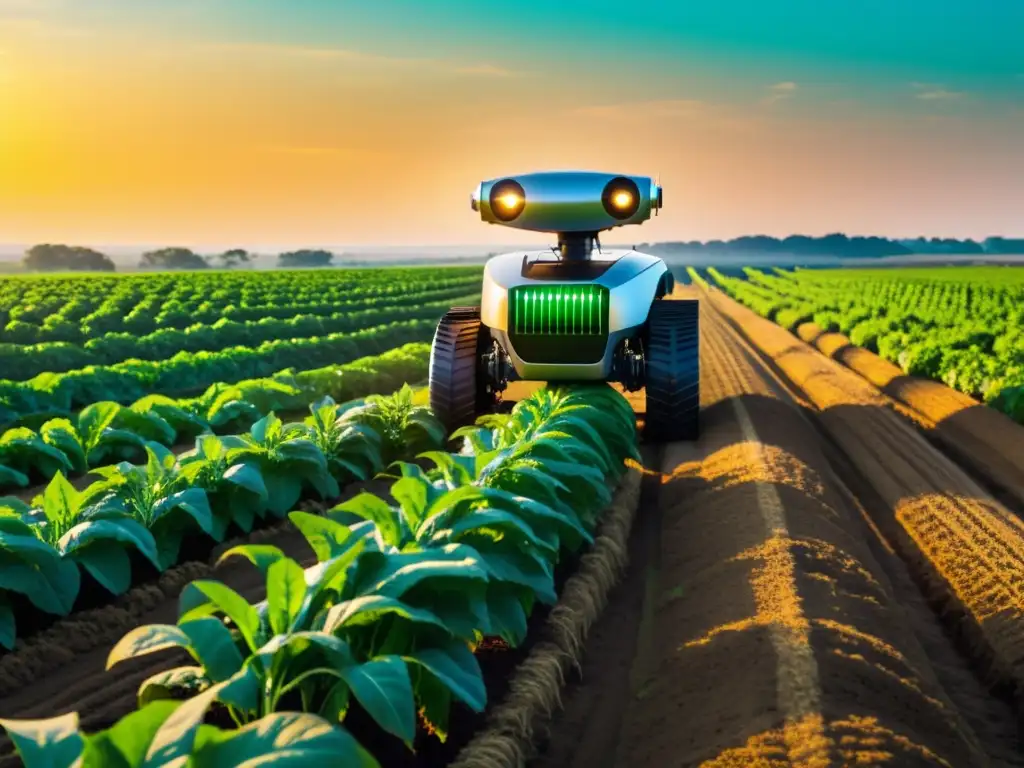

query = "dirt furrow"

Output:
[[538, 292, 992, 766], [708, 287, 1024, 738], [794, 322, 1024, 513]]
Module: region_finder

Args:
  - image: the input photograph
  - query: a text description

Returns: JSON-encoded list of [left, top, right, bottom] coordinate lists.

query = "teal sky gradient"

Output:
[[2, 0, 1023, 245]]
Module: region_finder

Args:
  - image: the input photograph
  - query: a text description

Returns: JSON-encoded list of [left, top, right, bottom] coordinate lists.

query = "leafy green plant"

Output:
[[88, 443, 216, 569], [104, 384, 639, 753], [340, 384, 446, 465], [177, 435, 271, 535], [0, 427, 73, 484], [0, 701, 380, 767], [0, 496, 79, 649], [304, 396, 383, 483], [218, 413, 339, 517], [24, 472, 163, 596]]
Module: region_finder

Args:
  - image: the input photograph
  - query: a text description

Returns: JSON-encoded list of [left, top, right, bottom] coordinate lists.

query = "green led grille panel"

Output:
[[510, 284, 609, 336]]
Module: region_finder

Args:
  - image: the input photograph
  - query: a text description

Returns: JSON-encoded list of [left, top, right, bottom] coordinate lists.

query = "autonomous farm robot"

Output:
[[428, 170, 699, 441]]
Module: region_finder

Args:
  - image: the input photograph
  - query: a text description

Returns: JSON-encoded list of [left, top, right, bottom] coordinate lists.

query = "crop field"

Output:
[[704, 265, 1024, 422], [4, 265, 1024, 767]]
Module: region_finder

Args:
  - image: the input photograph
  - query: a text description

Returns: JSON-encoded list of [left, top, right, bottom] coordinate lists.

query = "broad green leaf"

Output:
[[0, 495, 31, 517], [287, 510, 353, 562], [266, 557, 307, 635], [216, 543, 285, 575], [179, 581, 260, 654], [138, 666, 210, 707], [340, 656, 415, 745], [405, 641, 486, 712], [0, 464, 29, 488], [180, 617, 247, 683], [0, 556, 80, 617], [221, 462, 267, 501], [142, 676, 232, 766], [263, 470, 303, 517], [108, 624, 192, 669], [389, 476, 429, 531], [151, 488, 215, 535], [190, 712, 380, 768], [323, 595, 450, 635], [74, 540, 132, 596], [83, 700, 180, 767], [358, 546, 488, 600], [330, 492, 400, 549], [485, 583, 529, 646], [0, 711, 84, 768], [58, 517, 163, 573]]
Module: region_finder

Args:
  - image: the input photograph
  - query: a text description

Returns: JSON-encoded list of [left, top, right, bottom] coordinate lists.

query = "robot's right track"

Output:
[[644, 299, 700, 441]]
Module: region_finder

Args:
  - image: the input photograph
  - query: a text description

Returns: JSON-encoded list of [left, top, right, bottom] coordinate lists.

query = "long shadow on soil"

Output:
[[612, 394, 1020, 767]]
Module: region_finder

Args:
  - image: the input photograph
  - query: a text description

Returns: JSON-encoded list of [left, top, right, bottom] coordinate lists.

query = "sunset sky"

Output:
[[1, 0, 1022, 248]]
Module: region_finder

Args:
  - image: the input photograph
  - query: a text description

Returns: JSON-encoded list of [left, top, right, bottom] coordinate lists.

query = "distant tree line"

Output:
[[19, 245, 347, 272], [17, 235, 1024, 273], [639, 235, 1024, 258]]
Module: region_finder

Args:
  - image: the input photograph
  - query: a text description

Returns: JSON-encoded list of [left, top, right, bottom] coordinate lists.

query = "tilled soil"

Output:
[[795, 322, 1024, 512], [533, 288, 1024, 767]]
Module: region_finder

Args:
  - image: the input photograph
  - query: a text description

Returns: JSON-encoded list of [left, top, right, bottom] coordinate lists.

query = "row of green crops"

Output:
[[0, 343, 433, 492], [1, 287, 480, 380], [706, 266, 1024, 423], [0, 385, 640, 767], [0, 385, 447, 650], [0, 318, 440, 425], [0, 267, 482, 343]]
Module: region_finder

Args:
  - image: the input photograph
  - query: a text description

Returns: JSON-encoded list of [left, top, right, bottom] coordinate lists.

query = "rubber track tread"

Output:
[[429, 306, 489, 432], [645, 299, 700, 441]]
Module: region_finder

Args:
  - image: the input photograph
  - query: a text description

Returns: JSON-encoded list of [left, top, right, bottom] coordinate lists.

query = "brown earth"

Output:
[[794, 322, 1024, 511], [530, 287, 1024, 767]]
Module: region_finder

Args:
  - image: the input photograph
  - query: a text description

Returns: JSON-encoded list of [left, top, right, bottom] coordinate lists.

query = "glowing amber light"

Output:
[[498, 193, 521, 209], [612, 191, 633, 208]]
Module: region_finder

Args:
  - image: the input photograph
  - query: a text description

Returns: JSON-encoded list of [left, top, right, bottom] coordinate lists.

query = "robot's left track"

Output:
[[428, 307, 498, 433]]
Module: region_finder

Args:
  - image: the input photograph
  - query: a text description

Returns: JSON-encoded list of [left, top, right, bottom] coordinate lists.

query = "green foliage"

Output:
[[0, 343, 432, 492], [0, 385, 640, 766], [710, 266, 1024, 422], [0, 385, 435, 650]]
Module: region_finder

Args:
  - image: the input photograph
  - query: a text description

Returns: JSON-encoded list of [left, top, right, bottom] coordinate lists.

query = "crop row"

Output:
[[0, 384, 639, 767], [706, 266, 1024, 423], [0, 342, 432, 492], [0, 383, 449, 652], [0, 317, 441, 427], [0, 267, 482, 341], [1, 289, 478, 380]]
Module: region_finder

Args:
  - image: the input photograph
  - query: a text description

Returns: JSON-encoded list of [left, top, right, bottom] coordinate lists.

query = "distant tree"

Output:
[[139, 247, 210, 270], [277, 249, 334, 268], [984, 237, 1024, 254], [215, 248, 252, 268], [23, 244, 116, 272]]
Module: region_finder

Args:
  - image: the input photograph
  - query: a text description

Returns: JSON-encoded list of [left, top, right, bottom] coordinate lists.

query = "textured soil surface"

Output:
[[530, 287, 1024, 767]]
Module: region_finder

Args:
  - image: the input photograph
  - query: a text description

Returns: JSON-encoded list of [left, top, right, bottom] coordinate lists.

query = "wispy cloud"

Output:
[[200, 41, 527, 77], [761, 81, 798, 105], [910, 82, 965, 100]]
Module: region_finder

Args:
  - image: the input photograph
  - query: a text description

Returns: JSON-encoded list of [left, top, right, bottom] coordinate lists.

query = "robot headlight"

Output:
[[601, 177, 641, 220], [474, 171, 661, 233], [488, 179, 526, 222]]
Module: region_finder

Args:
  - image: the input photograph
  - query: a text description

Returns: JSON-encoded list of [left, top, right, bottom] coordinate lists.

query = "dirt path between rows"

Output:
[[535, 289, 1022, 767]]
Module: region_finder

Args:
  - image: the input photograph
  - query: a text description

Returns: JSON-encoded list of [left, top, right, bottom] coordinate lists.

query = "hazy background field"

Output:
[[3, 243, 1024, 273]]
